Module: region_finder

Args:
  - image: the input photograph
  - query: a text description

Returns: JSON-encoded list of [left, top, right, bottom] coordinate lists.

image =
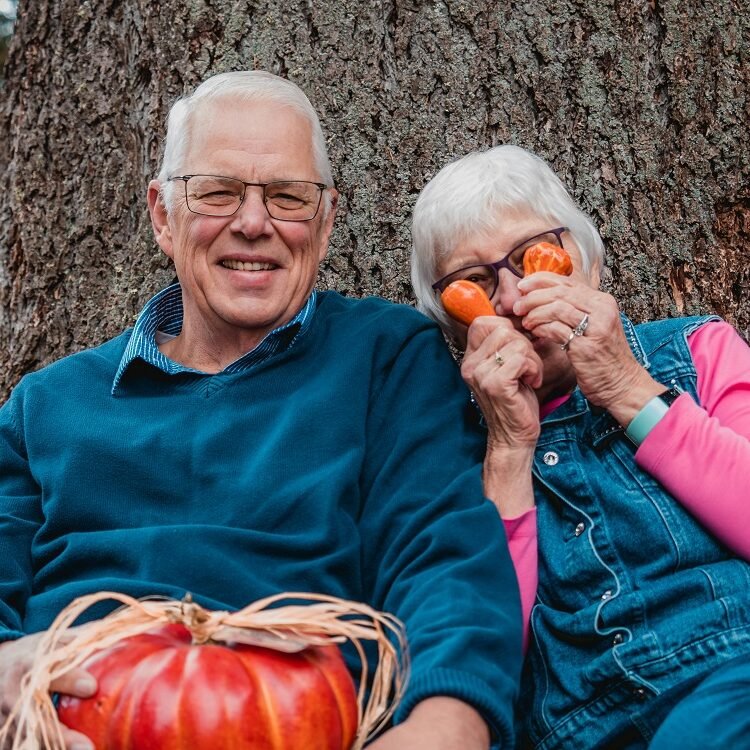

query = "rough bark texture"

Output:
[[1, 0, 748, 397]]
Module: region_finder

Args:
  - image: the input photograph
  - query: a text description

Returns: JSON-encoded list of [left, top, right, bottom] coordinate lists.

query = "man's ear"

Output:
[[147, 180, 174, 260], [316, 188, 339, 262]]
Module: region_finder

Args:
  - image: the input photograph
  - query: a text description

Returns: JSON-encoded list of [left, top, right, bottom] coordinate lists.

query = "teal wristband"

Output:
[[625, 387, 682, 446]]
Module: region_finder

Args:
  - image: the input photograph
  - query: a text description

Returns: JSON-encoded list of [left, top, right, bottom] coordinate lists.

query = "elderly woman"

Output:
[[410, 144, 750, 750]]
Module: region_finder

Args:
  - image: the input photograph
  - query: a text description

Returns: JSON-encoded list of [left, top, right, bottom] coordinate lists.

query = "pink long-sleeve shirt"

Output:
[[505, 320, 750, 649]]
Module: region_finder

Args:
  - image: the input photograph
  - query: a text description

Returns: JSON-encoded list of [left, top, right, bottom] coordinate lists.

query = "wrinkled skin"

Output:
[[0, 630, 97, 750], [439, 210, 664, 516], [367, 697, 489, 750]]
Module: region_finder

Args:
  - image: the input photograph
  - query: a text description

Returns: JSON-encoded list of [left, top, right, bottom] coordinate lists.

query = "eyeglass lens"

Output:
[[435, 230, 565, 296], [184, 176, 322, 220]]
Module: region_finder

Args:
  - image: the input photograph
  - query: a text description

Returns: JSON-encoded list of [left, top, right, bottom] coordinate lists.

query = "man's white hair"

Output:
[[411, 145, 604, 330], [157, 70, 333, 214]]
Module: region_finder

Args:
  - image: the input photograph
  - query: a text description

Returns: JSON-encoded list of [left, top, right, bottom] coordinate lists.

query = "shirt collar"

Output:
[[112, 283, 317, 394]]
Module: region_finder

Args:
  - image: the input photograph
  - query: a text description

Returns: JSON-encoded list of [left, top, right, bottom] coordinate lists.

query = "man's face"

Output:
[[149, 99, 337, 346]]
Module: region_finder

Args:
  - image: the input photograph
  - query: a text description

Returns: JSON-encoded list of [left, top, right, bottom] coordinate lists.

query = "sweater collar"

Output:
[[112, 282, 317, 394]]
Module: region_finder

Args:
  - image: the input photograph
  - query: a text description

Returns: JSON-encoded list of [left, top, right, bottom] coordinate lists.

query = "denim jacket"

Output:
[[521, 314, 750, 749]]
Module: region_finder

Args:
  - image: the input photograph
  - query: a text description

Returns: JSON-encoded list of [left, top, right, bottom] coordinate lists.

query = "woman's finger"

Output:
[[466, 335, 544, 392], [526, 320, 583, 350], [465, 315, 519, 355], [520, 298, 590, 331], [490, 350, 544, 389], [494, 340, 544, 388], [514, 275, 598, 317]]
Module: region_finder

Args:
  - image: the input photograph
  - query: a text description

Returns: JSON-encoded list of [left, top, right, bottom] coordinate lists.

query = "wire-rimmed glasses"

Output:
[[169, 175, 328, 221]]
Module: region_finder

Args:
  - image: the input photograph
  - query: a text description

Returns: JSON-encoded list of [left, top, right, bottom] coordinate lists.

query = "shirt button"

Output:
[[574, 522, 585, 537], [613, 633, 624, 645], [632, 687, 648, 701], [601, 590, 613, 600], [543, 451, 559, 466]]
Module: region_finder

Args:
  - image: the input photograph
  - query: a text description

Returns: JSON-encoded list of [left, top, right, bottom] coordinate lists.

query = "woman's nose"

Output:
[[492, 269, 523, 316]]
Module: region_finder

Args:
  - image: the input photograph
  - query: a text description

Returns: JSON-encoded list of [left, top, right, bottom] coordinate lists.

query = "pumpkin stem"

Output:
[[169, 593, 218, 645]]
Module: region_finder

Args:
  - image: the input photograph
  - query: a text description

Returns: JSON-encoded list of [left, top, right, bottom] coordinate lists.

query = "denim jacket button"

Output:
[[574, 522, 585, 537], [612, 633, 624, 645], [632, 687, 648, 700], [601, 590, 613, 600], [543, 451, 559, 466]]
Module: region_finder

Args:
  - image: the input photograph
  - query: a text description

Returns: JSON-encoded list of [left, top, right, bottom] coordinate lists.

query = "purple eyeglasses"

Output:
[[432, 227, 568, 299]]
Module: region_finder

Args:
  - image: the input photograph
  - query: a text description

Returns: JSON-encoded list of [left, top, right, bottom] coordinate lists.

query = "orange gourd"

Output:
[[0, 592, 408, 750], [523, 242, 573, 276], [441, 280, 496, 326], [57, 623, 359, 750]]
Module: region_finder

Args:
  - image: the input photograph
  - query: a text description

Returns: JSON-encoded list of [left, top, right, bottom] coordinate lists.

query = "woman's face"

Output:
[[435, 208, 600, 396]]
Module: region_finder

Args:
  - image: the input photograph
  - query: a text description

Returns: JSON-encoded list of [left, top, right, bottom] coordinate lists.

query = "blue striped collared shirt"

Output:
[[112, 283, 317, 394]]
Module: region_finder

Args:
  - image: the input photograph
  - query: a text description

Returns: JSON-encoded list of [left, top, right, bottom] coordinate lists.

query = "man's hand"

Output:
[[366, 696, 490, 750], [0, 633, 97, 750]]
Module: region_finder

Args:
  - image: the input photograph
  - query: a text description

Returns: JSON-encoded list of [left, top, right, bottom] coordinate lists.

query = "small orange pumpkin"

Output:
[[441, 280, 496, 326], [523, 242, 573, 276]]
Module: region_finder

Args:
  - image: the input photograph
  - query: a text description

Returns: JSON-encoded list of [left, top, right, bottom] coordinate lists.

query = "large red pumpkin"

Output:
[[57, 623, 359, 750]]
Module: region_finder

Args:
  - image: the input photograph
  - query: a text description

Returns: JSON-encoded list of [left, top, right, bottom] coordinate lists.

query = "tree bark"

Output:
[[1, 0, 748, 397]]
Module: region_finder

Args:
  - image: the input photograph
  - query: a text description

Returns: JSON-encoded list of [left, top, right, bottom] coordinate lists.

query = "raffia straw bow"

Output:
[[0, 591, 409, 750]]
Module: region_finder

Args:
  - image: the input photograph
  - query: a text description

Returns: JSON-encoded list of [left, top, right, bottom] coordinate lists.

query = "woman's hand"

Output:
[[515, 271, 665, 425], [462, 315, 543, 449], [461, 315, 542, 517], [0, 633, 97, 750]]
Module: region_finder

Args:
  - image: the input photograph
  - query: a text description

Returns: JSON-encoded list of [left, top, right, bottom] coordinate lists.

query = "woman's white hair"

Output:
[[411, 145, 605, 329], [157, 70, 333, 214]]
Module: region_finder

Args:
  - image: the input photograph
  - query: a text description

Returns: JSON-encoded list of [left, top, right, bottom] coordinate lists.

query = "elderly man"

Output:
[[0, 72, 521, 749]]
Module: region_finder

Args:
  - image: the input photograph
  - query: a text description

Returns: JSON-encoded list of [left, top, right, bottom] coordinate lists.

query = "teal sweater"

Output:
[[0, 291, 521, 744]]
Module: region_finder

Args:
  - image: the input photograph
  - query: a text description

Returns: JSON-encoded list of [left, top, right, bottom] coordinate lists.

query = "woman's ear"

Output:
[[588, 256, 602, 288]]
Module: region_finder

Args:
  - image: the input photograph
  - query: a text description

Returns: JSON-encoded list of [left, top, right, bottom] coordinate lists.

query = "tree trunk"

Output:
[[1, 0, 748, 397]]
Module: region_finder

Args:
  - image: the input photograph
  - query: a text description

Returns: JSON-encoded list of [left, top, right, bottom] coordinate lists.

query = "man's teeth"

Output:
[[222, 260, 276, 271]]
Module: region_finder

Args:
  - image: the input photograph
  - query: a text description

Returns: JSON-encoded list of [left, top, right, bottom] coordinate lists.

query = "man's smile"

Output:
[[220, 259, 278, 271]]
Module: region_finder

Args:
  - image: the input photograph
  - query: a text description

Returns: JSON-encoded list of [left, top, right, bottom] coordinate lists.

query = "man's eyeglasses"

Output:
[[168, 175, 328, 221], [432, 227, 568, 299]]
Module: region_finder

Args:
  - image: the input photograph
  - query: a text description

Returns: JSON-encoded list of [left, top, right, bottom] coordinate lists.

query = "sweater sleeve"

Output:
[[503, 509, 537, 653], [635, 321, 750, 559], [0, 385, 42, 640], [358, 322, 522, 748]]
